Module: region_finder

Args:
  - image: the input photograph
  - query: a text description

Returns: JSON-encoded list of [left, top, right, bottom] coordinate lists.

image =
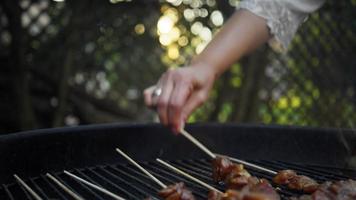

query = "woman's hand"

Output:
[[144, 63, 217, 133], [144, 10, 270, 133]]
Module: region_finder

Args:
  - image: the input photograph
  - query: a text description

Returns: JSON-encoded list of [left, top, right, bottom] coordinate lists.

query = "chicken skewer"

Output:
[[180, 129, 275, 174], [116, 147, 195, 200], [64, 170, 125, 200], [180, 129, 319, 193], [14, 174, 43, 200], [215, 154, 277, 175], [46, 173, 84, 200], [156, 159, 280, 200]]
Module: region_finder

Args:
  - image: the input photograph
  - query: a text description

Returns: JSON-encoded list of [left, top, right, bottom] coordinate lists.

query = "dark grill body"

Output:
[[0, 123, 355, 199]]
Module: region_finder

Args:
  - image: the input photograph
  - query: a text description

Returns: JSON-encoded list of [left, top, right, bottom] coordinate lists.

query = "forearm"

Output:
[[191, 10, 271, 78]]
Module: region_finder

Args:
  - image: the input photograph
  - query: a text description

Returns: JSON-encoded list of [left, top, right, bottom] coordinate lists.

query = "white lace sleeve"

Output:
[[238, 0, 325, 51]]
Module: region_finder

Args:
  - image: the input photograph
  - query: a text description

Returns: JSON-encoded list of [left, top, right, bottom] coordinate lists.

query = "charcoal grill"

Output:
[[0, 123, 355, 199]]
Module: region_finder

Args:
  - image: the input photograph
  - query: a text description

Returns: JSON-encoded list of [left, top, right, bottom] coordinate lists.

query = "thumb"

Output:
[[143, 86, 157, 107]]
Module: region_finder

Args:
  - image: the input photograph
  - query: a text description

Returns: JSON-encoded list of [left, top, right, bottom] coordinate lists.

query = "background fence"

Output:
[[0, 0, 355, 133]]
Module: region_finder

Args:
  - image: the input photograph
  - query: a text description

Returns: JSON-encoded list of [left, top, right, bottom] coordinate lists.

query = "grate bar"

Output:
[[143, 163, 207, 199], [64, 170, 125, 200], [157, 159, 222, 194], [87, 168, 138, 199], [41, 174, 69, 200], [46, 173, 84, 200], [29, 178, 51, 200], [172, 161, 217, 184], [73, 169, 110, 199], [118, 165, 167, 189], [107, 165, 160, 194], [14, 174, 43, 200], [56, 173, 105, 200], [116, 148, 167, 188], [98, 167, 152, 199], [2, 184, 15, 200]]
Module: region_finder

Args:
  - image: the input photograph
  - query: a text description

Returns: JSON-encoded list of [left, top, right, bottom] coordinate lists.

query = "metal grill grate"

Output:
[[0, 159, 351, 200]]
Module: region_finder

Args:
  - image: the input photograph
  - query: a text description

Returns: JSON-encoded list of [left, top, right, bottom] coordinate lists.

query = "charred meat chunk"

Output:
[[273, 170, 297, 185], [208, 180, 280, 200], [273, 170, 319, 193], [289, 179, 356, 200], [158, 182, 195, 200], [212, 156, 237, 182], [288, 175, 319, 194], [212, 156, 251, 187], [226, 176, 259, 190]]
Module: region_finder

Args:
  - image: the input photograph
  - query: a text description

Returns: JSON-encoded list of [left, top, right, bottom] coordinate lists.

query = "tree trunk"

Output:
[[2, 0, 36, 130], [52, 50, 74, 127], [232, 47, 269, 122]]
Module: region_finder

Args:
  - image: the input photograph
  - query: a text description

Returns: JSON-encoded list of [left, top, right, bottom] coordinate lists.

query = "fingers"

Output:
[[168, 81, 192, 133], [181, 91, 208, 125], [144, 67, 211, 134], [157, 72, 174, 126], [143, 86, 156, 107]]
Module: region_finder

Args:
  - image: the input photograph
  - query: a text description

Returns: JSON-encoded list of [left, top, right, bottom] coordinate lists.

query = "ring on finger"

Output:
[[152, 87, 162, 98]]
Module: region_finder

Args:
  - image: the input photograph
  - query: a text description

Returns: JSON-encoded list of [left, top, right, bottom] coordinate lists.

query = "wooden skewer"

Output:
[[156, 159, 222, 194], [115, 148, 167, 188], [64, 170, 125, 200], [14, 174, 43, 200], [179, 129, 277, 175], [180, 129, 216, 159], [46, 173, 84, 200], [216, 154, 277, 175]]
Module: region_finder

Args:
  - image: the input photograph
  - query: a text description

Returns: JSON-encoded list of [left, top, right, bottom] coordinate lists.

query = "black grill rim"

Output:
[[1, 123, 355, 184]]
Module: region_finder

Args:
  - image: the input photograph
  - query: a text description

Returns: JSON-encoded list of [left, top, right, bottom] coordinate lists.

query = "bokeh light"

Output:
[[167, 44, 180, 60], [157, 16, 174, 34], [134, 24, 145, 35], [210, 10, 224, 26]]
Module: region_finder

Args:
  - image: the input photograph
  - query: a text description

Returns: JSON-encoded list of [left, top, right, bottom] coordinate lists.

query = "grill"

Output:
[[0, 123, 355, 199]]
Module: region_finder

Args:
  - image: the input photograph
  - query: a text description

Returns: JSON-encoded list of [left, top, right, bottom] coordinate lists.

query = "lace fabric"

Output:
[[238, 0, 311, 52]]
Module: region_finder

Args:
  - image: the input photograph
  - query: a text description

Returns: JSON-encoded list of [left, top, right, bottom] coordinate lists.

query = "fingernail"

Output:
[[180, 118, 186, 130]]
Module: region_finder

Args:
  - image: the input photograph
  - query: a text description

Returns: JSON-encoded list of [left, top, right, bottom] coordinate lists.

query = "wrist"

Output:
[[189, 59, 220, 82]]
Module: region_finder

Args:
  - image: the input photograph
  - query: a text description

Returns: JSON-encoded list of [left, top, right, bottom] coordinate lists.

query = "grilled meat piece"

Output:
[[212, 156, 236, 182], [273, 170, 297, 185], [226, 175, 259, 190], [246, 180, 280, 200], [208, 190, 224, 200], [290, 179, 356, 200], [208, 189, 245, 200], [158, 182, 195, 200], [288, 175, 319, 193], [212, 156, 251, 186], [208, 180, 280, 200], [273, 170, 319, 193]]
